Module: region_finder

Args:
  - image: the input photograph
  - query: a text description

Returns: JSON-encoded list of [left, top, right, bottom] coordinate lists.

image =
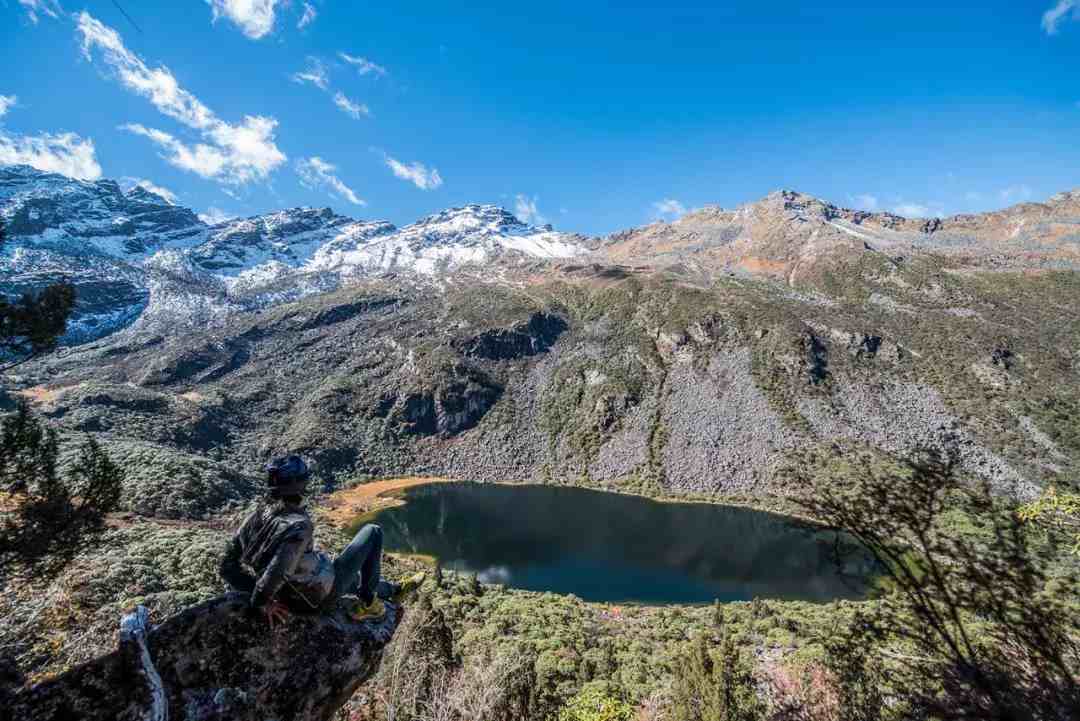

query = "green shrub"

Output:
[[557, 685, 634, 721]]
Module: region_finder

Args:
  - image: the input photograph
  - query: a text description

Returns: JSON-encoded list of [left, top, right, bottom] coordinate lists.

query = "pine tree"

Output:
[[0, 402, 124, 568], [0, 218, 77, 371], [0, 400, 60, 494], [67, 436, 123, 522], [669, 609, 763, 721]]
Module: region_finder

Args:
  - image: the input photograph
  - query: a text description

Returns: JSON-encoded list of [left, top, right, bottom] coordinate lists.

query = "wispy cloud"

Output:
[[18, 0, 63, 24], [291, 57, 329, 90], [333, 92, 370, 119], [339, 52, 387, 77], [383, 154, 442, 190], [893, 203, 930, 217], [0, 95, 16, 119], [514, 194, 546, 225], [651, 198, 686, 220], [78, 12, 285, 185], [121, 177, 178, 204], [892, 201, 948, 218], [0, 130, 102, 179], [1042, 0, 1079, 34], [851, 193, 879, 211], [207, 0, 280, 39], [296, 156, 365, 206], [292, 59, 372, 119], [999, 184, 1033, 203], [198, 207, 236, 225], [297, 2, 317, 29]]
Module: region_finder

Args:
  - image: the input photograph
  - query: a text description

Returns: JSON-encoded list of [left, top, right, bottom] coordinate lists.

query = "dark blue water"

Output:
[[364, 483, 873, 604]]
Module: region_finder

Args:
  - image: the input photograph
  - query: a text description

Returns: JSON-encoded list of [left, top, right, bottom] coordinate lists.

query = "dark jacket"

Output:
[[220, 500, 334, 612]]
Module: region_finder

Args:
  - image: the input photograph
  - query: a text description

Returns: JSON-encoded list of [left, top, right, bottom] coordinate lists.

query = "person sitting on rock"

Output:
[[220, 454, 424, 627]]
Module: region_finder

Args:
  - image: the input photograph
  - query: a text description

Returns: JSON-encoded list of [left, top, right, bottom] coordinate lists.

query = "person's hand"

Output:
[[264, 600, 290, 630]]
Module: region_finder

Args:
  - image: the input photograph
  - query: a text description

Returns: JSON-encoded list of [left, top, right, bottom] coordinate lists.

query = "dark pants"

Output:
[[331, 523, 384, 604]]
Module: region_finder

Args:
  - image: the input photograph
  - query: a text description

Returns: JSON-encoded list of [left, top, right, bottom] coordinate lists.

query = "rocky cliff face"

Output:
[[8, 594, 401, 721]]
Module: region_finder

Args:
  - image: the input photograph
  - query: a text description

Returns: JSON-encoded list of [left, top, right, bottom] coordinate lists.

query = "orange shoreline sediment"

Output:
[[320, 476, 453, 527]]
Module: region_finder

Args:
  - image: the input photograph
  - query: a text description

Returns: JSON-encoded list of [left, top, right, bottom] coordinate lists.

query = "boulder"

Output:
[[10, 593, 402, 721]]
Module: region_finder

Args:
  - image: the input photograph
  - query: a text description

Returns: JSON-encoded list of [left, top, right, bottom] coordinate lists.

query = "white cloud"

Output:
[[851, 193, 879, 211], [383, 154, 442, 190], [999, 184, 1033, 203], [78, 13, 285, 185], [651, 198, 686, 220], [0, 92, 100, 180], [198, 207, 236, 225], [207, 0, 280, 39], [297, 2, 317, 29], [514, 194, 547, 225], [296, 156, 365, 206], [121, 177, 178, 204], [18, 0, 63, 24], [1042, 0, 1079, 34], [333, 92, 370, 119], [291, 57, 329, 90], [121, 123, 226, 179], [339, 52, 387, 77], [0, 130, 102, 180], [893, 203, 930, 217], [892, 202, 946, 218]]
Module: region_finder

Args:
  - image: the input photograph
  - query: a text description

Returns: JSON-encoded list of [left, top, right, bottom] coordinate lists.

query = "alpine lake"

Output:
[[352, 482, 875, 604]]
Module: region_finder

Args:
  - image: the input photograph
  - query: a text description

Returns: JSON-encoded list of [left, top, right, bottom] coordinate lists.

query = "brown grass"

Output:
[[320, 476, 453, 528], [15, 385, 74, 405]]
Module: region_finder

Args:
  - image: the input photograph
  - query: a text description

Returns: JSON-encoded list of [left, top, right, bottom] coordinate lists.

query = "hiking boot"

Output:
[[347, 597, 386, 622], [388, 572, 426, 604]]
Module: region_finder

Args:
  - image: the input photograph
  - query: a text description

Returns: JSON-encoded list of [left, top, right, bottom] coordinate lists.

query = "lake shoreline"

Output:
[[325, 478, 870, 605], [320, 475, 827, 530]]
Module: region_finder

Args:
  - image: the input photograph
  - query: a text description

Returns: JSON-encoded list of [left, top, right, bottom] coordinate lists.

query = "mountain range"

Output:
[[2, 164, 1078, 520]]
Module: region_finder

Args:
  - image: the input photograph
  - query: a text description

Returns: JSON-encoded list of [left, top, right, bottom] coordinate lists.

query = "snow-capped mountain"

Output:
[[0, 166, 587, 345], [307, 205, 585, 276], [0, 165, 204, 256]]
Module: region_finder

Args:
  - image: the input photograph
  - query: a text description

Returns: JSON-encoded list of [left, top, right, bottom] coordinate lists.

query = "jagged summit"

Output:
[[190, 206, 356, 275], [0, 167, 588, 342], [0, 164, 203, 256]]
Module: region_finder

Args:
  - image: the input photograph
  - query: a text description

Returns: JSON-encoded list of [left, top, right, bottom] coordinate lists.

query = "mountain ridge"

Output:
[[3, 162, 1079, 346]]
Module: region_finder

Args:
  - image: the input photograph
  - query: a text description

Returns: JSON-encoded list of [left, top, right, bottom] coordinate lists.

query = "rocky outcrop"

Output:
[[393, 373, 504, 437], [10, 593, 401, 721], [455, 312, 569, 361]]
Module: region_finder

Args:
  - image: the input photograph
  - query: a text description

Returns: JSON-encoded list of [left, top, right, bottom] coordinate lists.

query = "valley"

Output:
[[3, 165, 1079, 719]]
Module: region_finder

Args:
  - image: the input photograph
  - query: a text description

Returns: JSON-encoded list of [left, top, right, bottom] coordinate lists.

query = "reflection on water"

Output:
[[362, 483, 874, 604]]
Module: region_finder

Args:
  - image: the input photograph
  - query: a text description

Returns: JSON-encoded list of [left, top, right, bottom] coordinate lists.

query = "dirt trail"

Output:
[[320, 476, 453, 527]]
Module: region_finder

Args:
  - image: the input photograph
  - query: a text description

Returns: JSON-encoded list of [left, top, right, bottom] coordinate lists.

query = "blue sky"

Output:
[[1, 1, 1079, 234]]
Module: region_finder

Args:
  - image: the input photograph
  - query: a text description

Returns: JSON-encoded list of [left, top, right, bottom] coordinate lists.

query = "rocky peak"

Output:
[[0, 165, 203, 255], [189, 207, 356, 275], [401, 204, 536, 248]]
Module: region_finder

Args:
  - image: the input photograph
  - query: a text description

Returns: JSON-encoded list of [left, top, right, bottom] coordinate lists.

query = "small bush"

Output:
[[558, 685, 635, 721]]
